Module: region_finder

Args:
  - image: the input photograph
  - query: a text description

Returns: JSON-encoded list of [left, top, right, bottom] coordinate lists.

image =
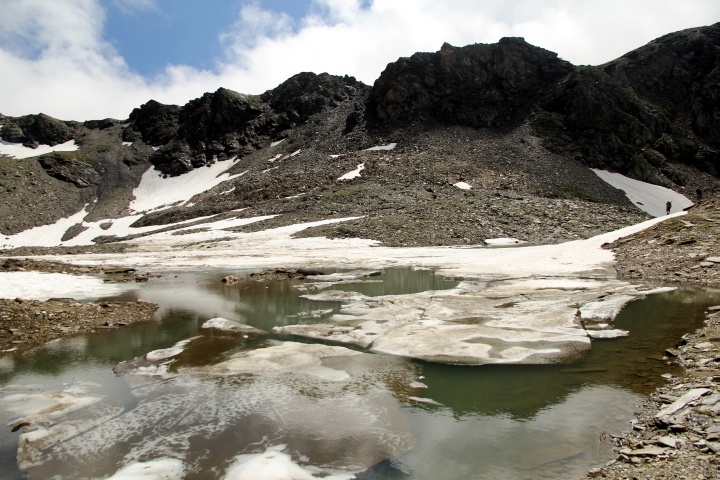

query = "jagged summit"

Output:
[[0, 25, 719, 249]]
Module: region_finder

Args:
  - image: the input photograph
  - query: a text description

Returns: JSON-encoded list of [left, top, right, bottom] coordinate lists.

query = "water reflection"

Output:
[[0, 270, 717, 480]]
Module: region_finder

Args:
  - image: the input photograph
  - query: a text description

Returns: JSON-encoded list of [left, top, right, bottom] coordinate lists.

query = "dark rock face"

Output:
[[123, 74, 369, 175], [261, 72, 366, 127], [122, 100, 180, 146], [532, 23, 720, 180], [367, 38, 574, 128], [38, 153, 102, 188], [1, 113, 75, 147]]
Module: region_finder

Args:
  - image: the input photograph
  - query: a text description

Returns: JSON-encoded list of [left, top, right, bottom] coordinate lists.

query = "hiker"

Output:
[[666, 200, 672, 215], [696, 187, 703, 203]]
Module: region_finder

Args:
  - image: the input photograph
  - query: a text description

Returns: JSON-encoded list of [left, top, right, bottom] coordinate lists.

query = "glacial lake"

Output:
[[0, 268, 718, 479]]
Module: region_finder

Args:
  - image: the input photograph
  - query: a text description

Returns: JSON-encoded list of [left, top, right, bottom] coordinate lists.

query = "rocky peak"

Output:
[[261, 72, 368, 126], [0, 113, 75, 147], [123, 100, 180, 146], [137, 74, 368, 175], [366, 38, 574, 128], [603, 23, 720, 150]]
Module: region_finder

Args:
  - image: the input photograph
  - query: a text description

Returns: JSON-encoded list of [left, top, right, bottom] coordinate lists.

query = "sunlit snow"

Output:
[[366, 143, 397, 151], [130, 159, 244, 213], [0, 139, 78, 159], [591, 169, 694, 217], [338, 163, 364, 180], [454, 181, 471, 190]]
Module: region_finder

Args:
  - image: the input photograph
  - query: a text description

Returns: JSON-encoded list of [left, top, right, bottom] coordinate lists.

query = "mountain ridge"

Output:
[[1, 23, 719, 249]]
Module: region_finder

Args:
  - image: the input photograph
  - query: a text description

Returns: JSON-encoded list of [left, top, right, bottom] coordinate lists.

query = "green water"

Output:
[[0, 269, 717, 480]]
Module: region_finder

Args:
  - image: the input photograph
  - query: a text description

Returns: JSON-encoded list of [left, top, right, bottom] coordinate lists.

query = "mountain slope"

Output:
[[1, 24, 719, 250]]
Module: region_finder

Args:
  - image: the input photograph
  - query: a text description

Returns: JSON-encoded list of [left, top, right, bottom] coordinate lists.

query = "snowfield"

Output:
[[0, 139, 78, 159]]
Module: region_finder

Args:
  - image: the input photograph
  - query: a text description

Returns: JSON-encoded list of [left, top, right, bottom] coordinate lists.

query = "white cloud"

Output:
[[1, 0, 719, 121]]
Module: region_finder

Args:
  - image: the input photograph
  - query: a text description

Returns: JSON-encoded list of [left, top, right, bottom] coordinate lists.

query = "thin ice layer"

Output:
[[15, 343, 419, 478]]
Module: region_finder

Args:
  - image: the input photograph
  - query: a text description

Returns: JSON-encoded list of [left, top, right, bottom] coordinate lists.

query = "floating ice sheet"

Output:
[[14, 343, 418, 478]]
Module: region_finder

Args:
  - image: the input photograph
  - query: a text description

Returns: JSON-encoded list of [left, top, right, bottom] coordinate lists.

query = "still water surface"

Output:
[[0, 269, 718, 479]]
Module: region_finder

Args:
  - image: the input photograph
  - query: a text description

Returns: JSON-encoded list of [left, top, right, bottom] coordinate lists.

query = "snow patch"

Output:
[[485, 238, 524, 246], [454, 181, 471, 190], [270, 139, 285, 147], [366, 143, 396, 151], [122, 141, 132, 146], [0, 139, 78, 159], [268, 154, 282, 163], [338, 163, 364, 181], [591, 169, 694, 217], [0, 272, 137, 300], [202, 317, 265, 334], [223, 446, 355, 480], [130, 159, 244, 213]]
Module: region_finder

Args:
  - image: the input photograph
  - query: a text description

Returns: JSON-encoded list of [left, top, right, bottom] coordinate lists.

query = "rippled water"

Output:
[[0, 269, 717, 479]]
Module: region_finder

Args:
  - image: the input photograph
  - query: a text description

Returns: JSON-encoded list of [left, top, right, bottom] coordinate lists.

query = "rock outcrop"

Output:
[[122, 73, 369, 175], [367, 37, 573, 128]]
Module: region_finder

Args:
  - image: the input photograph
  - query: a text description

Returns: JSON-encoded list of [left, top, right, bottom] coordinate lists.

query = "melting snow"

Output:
[[0, 272, 138, 300], [106, 459, 185, 480], [591, 169, 694, 217], [223, 446, 354, 480], [484, 238, 523, 246], [129, 159, 244, 213], [366, 143, 397, 151], [454, 181, 471, 190], [270, 139, 285, 147], [0, 139, 78, 159], [338, 163, 364, 181]]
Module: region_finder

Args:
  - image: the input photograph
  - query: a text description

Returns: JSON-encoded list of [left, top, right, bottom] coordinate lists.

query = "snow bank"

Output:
[[130, 159, 244, 213], [0, 139, 78, 159], [0, 272, 136, 300], [591, 169, 694, 217], [366, 143, 396, 151]]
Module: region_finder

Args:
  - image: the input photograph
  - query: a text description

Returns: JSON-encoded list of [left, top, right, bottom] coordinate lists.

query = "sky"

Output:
[[1, 0, 719, 121]]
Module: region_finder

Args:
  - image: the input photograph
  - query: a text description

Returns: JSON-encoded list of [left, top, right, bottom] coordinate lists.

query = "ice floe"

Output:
[[201, 317, 266, 334], [276, 279, 673, 364], [0, 139, 78, 159], [14, 344, 418, 478], [107, 459, 185, 480], [145, 337, 199, 362], [591, 169, 694, 217], [201, 342, 363, 381], [223, 446, 355, 480]]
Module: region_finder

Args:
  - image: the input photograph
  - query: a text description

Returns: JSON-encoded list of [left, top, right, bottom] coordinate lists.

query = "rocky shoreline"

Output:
[[586, 195, 720, 479]]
